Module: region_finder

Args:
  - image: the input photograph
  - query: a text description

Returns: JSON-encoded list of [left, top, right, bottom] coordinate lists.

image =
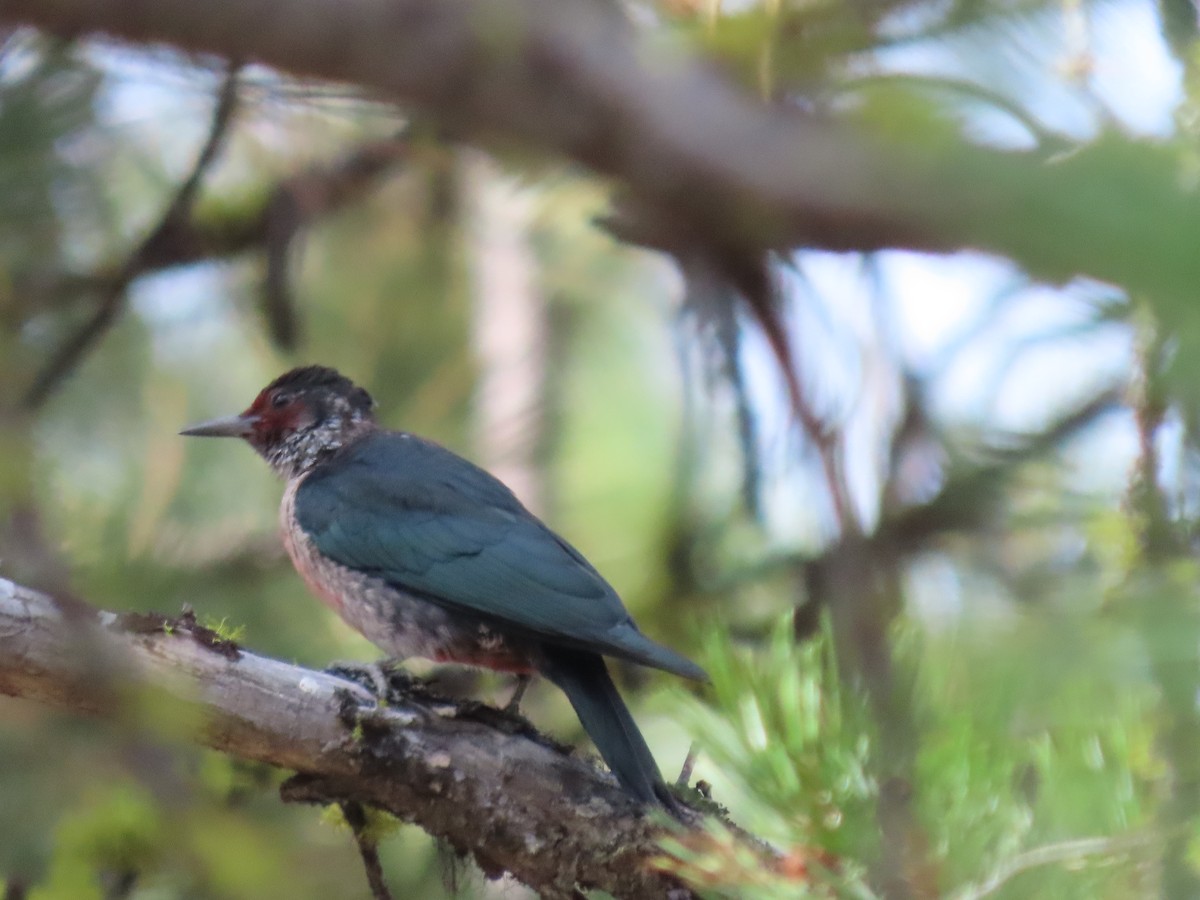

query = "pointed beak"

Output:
[[180, 413, 257, 439]]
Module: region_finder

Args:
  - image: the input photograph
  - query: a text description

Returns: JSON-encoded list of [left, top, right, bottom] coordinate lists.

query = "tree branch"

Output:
[[0, 576, 699, 900], [23, 61, 242, 410], [7, 0, 1200, 306], [20, 114, 412, 407]]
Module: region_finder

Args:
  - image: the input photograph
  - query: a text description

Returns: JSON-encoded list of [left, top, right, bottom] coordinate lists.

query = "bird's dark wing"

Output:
[[295, 432, 706, 680]]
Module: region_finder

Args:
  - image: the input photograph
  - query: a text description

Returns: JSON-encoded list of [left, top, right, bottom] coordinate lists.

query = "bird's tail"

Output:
[[541, 649, 677, 811]]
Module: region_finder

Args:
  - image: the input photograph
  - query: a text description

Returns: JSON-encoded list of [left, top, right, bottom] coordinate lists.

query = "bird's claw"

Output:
[[503, 673, 532, 714], [324, 660, 398, 701]]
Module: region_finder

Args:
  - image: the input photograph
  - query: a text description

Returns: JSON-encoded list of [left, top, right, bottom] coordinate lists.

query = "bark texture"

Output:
[[0, 577, 696, 900]]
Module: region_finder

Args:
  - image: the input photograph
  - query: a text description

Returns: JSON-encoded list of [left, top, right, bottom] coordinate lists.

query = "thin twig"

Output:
[[737, 268, 856, 536], [949, 832, 1159, 900], [20, 133, 410, 335], [339, 802, 395, 900], [23, 62, 242, 410], [675, 743, 699, 787]]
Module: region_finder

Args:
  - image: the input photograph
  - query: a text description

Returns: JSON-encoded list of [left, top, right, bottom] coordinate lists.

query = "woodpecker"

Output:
[[181, 365, 706, 807]]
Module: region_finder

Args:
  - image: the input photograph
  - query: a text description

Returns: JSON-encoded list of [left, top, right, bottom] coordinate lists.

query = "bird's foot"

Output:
[[502, 673, 533, 714], [324, 659, 404, 701]]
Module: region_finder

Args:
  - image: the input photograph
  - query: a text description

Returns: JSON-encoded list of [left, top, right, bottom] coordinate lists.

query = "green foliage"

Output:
[[9, 1, 1200, 898], [201, 615, 247, 644], [30, 783, 162, 900], [689, 622, 876, 855], [657, 816, 870, 899], [908, 615, 1156, 898], [0, 36, 104, 277], [673, 554, 1172, 898]]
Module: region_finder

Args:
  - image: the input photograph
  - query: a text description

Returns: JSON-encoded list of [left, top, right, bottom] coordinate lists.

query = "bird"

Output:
[[181, 365, 707, 808]]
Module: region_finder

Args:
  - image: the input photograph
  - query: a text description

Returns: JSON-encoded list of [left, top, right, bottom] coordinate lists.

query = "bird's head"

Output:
[[181, 366, 376, 478]]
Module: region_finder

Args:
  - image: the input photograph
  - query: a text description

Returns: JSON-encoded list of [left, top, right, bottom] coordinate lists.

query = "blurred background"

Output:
[[1, 0, 1198, 895]]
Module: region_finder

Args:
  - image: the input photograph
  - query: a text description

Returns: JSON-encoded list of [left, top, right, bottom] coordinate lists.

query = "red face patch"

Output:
[[242, 389, 312, 447]]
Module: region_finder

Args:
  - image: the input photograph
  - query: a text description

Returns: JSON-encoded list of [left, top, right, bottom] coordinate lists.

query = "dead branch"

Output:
[[0, 576, 699, 900], [23, 62, 242, 410], [18, 128, 412, 407]]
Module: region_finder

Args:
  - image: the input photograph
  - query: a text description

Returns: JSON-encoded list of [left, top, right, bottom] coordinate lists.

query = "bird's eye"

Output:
[[271, 393, 291, 409]]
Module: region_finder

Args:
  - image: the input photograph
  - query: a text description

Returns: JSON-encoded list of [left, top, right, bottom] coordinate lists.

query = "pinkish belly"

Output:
[[278, 482, 534, 671]]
